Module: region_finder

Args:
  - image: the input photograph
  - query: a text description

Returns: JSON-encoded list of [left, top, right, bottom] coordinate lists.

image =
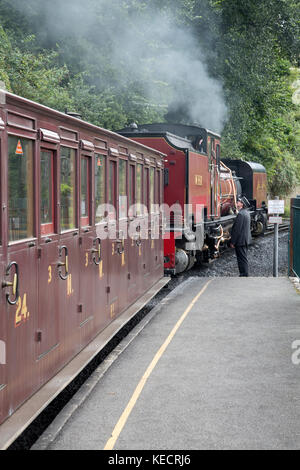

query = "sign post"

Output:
[[268, 197, 284, 277]]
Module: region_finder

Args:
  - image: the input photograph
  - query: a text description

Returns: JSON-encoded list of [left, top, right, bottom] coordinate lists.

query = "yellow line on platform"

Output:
[[104, 279, 212, 450]]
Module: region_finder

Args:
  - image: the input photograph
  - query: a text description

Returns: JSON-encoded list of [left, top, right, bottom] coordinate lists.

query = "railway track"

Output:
[[263, 220, 290, 236]]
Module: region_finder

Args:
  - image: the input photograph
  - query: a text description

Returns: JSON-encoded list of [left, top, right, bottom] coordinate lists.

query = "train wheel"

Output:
[[186, 253, 195, 271], [175, 248, 189, 274], [254, 213, 267, 235]]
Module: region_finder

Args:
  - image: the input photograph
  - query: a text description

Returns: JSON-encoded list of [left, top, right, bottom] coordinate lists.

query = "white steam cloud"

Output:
[[10, 0, 227, 132]]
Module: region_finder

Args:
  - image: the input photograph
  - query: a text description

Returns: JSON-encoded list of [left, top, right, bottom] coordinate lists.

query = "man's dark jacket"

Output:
[[230, 208, 251, 246]]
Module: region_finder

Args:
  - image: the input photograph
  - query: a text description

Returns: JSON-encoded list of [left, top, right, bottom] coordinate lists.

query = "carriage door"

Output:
[[128, 162, 138, 304], [0, 130, 8, 423], [37, 148, 60, 370], [78, 153, 95, 345], [152, 167, 163, 279], [142, 165, 152, 289], [0, 242, 7, 424], [6, 135, 38, 410], [107, 157, 119, 320], [117, 158, 128, 314], [135, 163, 149, 296], [58, 146, 80, 357], [94, 153, 110, 331]]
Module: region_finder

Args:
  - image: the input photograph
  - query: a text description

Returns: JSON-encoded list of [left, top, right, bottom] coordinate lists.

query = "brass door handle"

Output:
[[2, 261, 19, 305], [92, 238, 101, 265], [117, 238, 125, 254], [58, 246, 69, 280], [117, 231, 125, 254]]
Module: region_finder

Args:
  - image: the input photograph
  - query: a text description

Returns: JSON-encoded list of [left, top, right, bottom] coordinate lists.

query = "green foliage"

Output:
[[0, 24, 73, 110], [0, 26, 12, 89], [188, 0, 300, 196]]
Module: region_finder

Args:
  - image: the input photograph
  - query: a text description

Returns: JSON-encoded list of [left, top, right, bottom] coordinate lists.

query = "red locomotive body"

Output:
[[0, 91, 166, 439], [119, 123, 268, 274]]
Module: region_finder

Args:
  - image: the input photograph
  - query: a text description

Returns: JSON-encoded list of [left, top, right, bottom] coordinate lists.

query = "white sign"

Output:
[[269, 216, 282, 224], [268, 199, 285, 214]]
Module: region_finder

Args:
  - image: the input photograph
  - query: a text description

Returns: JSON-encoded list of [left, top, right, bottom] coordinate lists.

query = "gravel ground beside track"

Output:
[[192, 231, 289, 278], [135, 232, 289, 318]]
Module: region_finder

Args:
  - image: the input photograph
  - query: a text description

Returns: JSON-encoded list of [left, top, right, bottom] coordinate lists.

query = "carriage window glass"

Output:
[[109, 160, 116, 215], [136, 163, 142, 216], [150, 167, 155, 213], [81, 157, 89, 225], [156, 170, 161, 206], [60, 147, 76, 231], [8, 136, 34, 242], [95, 154, 106, 223], [129, 165, 135, 209], [40, 150, 54, 235], [119, 159, 127, 219], [144, 167, 149, 214]]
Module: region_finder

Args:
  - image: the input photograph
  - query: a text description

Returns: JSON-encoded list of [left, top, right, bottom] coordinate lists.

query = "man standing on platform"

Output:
[[230, 196, 252, 277]]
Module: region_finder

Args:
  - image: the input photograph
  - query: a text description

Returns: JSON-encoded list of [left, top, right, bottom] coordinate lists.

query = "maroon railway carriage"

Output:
[[0, 91, 165, 430], [119, 123, 268, 275]]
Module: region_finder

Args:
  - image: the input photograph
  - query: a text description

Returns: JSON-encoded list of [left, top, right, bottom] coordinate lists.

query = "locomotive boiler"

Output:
[[118, 123, 268, 274]]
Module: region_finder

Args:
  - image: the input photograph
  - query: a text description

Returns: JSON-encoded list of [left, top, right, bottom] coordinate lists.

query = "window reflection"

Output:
[[136, 164, 142, 216], [8, 136, 34, 241], [95, 154, 106, 223], [81, 157, 89, 220], [119, 159, 127, 219], [60, 147, 76, 231], [41, 151, 53, 226]]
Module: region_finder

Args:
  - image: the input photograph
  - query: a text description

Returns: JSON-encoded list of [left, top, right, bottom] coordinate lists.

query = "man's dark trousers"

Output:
[[235, 245, 249, 277]]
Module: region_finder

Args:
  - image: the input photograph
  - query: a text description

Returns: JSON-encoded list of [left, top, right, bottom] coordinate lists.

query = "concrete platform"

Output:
[[0, 277, 170, 450], [33, 277, 300, 450]]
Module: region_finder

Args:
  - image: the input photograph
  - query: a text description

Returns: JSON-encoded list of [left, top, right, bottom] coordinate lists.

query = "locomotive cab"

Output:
[[222, 159, 268, 234]]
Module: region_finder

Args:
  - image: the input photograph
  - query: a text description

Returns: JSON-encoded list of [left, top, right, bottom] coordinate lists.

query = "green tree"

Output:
[[189, 0, 300, 195]]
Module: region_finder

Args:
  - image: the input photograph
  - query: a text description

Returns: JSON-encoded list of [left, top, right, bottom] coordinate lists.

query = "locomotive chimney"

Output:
[[65, 108, 82, 119], [129, 122, 138, 132]]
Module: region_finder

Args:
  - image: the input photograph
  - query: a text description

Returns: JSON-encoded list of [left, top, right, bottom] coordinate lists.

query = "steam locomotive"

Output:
[[118, 123, 268, 274]]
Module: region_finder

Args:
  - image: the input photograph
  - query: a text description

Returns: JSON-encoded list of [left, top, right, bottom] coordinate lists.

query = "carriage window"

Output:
[[150, 167, 155, 213], [60, 147, 76, 231], [136, 164, 142, 216], [8, 136, 34, 242], [109, 160, 116, 216], [95, 154, 106, 223], [144, 167, 149, 214], [156, 170, 161, 206], [81, 157, 90, 226], [119, 159, 127, 219], [129, 165, 135, 210], [40, 150, 54, 235]]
